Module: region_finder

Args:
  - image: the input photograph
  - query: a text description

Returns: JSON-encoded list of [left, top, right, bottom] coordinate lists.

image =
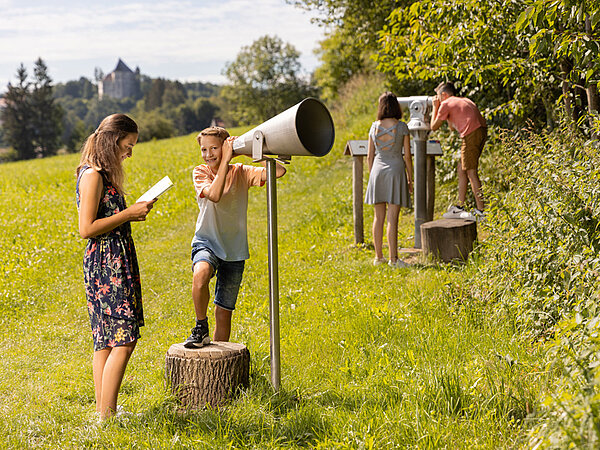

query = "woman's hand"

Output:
[[126, 199, 157, 221]]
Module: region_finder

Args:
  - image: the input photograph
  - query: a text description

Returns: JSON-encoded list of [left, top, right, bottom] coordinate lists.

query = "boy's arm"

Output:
[[200, 137, 235, 203], [430, 96, 444, 131]]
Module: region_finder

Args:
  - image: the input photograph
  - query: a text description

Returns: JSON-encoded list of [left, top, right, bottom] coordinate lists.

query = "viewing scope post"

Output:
[[397, 96, 434, 249], [233, 98, 335, 391]]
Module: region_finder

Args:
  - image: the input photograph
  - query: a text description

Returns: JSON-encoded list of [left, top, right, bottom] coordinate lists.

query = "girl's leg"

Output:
[[92, 348, 111, 412], [372, 203, 386, 259], [214, 305, 233, 341], [99, 341, 137, 420], [386, 204, 401, 261], [457, 161, 468, 206]]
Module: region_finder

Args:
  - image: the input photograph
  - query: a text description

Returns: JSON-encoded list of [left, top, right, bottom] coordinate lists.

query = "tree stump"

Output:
[[165, 342, 250, 410], [420, 219, 477, 263]]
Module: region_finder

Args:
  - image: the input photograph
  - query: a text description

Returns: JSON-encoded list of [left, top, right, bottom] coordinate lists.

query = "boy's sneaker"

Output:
[[472, 208, 486, 222], [184, 321, 211, 348], [442, 205, 466, 219]]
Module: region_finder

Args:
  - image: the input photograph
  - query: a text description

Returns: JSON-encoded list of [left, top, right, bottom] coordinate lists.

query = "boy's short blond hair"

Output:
[[197, 126, 230, 145]]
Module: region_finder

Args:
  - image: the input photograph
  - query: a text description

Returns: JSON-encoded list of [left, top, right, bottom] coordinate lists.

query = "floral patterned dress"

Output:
[[76, 166, 144, 351]]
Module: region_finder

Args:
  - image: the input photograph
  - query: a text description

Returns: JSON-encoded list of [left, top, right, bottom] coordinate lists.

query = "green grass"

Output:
[[0, 126, 547, 448]]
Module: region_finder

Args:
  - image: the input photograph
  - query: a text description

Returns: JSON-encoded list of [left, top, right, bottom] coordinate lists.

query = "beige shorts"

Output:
[[460, 127, 487, 170]]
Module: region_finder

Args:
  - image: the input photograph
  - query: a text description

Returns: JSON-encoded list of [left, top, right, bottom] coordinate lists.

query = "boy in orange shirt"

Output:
[[184, 126, 286, 347]]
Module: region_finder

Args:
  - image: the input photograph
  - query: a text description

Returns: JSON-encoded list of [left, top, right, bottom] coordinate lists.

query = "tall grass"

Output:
[[0, 76, 545, 447]]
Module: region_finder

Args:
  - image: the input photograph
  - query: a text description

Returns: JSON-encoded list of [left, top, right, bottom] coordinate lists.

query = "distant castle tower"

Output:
[[98, 58, 139, 100]]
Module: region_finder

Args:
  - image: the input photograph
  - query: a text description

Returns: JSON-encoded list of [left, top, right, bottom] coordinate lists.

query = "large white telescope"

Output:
[[234, 98, 335, 391], [232, 97, 335, 160], [397, 95, 435, 248]]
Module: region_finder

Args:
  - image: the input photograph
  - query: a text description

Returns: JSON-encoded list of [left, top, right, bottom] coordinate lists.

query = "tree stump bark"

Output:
[[420, 219, 477, 263], [165, 342, 250, 410]]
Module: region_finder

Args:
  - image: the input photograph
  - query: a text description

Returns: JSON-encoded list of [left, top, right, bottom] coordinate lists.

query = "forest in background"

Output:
[[2, 1, 599, 160]]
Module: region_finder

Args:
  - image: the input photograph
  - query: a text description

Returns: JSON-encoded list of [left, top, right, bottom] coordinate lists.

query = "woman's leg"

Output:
[[387, 204, 401, 261], [99, 341, 137, 419], [92, 348, 111, 413], [372, 203, 387, 259]]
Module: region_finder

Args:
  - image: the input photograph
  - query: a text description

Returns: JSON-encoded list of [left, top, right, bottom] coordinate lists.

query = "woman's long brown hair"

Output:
[[76, 114, 138, 195]]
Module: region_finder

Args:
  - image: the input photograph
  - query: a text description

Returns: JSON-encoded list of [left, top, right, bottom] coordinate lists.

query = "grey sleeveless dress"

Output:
[[364, 120, 411, 207]]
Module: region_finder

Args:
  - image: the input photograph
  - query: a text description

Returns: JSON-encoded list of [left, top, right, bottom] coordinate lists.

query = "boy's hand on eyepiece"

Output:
[[222, 136, 236, 163]]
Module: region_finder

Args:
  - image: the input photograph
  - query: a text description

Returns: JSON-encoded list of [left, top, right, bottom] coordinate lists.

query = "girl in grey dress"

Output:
[[365, 92, 414, 267]]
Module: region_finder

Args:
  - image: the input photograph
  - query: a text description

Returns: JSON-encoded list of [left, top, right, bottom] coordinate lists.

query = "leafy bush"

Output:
[[458, 122, 600, 445]]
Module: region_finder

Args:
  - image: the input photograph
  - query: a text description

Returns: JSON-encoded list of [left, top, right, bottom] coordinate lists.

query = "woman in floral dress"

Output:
[[76, 114, 156, 421]]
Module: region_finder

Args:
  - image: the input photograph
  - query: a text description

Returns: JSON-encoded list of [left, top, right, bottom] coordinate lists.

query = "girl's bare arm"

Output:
[[78, 169, 155, 239]]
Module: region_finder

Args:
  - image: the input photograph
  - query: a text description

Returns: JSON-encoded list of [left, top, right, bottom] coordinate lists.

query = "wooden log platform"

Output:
[[420, 219, 477, 263], [165, 342, 250, 410]]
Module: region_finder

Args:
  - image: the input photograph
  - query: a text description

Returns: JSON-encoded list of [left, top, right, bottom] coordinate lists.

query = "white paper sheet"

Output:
[[137, 176, 173, 202]]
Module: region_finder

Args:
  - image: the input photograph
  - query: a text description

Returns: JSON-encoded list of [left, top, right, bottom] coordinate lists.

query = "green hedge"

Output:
[[463, 123, 600, 446]]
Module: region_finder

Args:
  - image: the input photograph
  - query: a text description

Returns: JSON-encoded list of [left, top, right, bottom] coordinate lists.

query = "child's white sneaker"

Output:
[[472, 208, 486, 222], [442, 205, 466, 219]]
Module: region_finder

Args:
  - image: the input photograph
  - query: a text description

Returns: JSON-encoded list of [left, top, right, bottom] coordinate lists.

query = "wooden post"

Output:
[[353, 155, 364, 245], [426, 155, 436, 222], [420, 219, 477, 263], [165, 342, 250, 410]]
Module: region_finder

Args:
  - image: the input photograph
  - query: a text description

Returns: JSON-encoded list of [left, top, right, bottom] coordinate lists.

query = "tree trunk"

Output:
[[165, 342, 250, 410], [560, 59, 575, 121], [420, 218, 477, 263], [352, 155, 364, 244]]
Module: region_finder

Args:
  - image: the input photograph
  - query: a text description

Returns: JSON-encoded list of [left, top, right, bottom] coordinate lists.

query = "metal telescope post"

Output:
[[397, 97, 432, 248], [252, 130, 284, 391]]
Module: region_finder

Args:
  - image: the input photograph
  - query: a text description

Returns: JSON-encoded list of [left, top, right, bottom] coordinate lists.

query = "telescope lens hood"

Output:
[[295, 98, 335, 157]]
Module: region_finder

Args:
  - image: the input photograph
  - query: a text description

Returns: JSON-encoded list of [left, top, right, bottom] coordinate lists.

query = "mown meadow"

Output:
[[0, 79, 570, 448]]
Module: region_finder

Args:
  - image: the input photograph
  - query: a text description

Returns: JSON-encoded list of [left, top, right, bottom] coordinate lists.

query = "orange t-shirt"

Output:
[[437, 96, 485, 138], [192, 163, 265, 261]]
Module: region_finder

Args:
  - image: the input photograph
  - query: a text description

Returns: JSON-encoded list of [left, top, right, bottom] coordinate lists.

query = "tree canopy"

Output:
[[1, 59, 63, 159], [222, 35, 316, 124], [375, 0, 600, 128]]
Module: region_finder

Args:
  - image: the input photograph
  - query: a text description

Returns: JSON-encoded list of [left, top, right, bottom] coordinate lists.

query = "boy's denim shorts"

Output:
[[191, 244, 245, 311]]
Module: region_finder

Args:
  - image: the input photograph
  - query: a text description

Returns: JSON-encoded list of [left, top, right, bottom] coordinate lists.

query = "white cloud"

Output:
[[0, 0, 324, 87]]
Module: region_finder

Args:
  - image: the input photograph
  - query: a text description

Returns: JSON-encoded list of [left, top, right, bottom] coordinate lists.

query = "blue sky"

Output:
[[0, 0, 326, 91]]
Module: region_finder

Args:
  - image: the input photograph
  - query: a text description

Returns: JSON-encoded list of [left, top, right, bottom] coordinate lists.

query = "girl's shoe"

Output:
[[373, 257, 387, 266], [388, 259, 408, 268]]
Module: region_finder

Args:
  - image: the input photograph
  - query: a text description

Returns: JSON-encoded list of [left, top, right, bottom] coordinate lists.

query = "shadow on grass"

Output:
[[140, 372, 332, 447]]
